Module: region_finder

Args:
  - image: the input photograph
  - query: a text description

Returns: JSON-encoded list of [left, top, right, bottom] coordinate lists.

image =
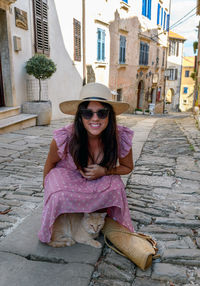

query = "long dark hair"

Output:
[[68, 101, 118, 170]]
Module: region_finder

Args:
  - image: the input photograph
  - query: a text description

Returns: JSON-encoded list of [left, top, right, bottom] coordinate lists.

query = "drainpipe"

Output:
[[82, 0, 86, 85], [163, 0, 171, 114]]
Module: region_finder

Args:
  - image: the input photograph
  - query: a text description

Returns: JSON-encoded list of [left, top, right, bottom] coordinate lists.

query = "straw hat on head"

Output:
[[59, 82, 130, 115]]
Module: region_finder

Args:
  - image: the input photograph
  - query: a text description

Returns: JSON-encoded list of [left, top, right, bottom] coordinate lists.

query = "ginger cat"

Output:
[[48, 212, 107, 248]]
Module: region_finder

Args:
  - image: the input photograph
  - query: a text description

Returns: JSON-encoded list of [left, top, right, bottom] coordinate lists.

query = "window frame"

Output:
[[32, 0, 49, 55], [142, 0, 152, 20], [97, 28, 105, 62], [185, 70, 190, 77], [139, 41, 149, 66], [119, 35, 126, 64], [73, 18, 81, 62], [168, 68, 178, 81], [157, 3, 160, 25]]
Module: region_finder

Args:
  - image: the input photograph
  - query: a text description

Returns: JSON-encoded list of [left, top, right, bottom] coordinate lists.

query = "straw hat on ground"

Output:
[[59, 82, 130, 115]]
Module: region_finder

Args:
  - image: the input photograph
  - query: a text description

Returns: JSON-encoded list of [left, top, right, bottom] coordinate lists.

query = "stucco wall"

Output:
[[10, 0, 33, 106], [48, 0, 83, 119]]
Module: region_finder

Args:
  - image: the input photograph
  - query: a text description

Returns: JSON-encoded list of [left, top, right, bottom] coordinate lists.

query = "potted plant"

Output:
[[135, 108, 143, 115], [22, 54, 56, 125]]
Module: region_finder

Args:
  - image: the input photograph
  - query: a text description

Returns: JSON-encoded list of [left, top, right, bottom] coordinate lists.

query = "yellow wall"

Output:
[[180, 57, 195, 112]]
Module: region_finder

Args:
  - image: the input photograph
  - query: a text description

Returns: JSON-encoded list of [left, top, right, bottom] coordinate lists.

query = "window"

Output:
[[156, 87, 161, 101], [169, 40, 179, 56], [97, 28, 105, 61], [33, 0, 49, 55], [119, 35, 126, 64], [139, 42, 149, 66], [183, 87, 188, 94], [185, 70, 190, 77], [161, 8, 163, 26], [163, 11, 166, 30], [157, 3, 160, 25], [73, 19, 81, 61], [168, 69, 177, 80], [166, 14, 170, 31], [162, 49, 165, 66], [156, 48, 159, 66], [142, 0, 152, 20], [117, 89, 122, 101]]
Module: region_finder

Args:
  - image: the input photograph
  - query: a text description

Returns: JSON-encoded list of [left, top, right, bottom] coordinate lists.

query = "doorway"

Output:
[[137, 81, 144, 109]]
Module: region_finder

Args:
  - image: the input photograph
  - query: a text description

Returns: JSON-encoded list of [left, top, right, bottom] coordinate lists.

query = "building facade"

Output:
[[0, 0, 171, 122], [0, 0, 83, 120], [165, 30, 185, 111], [108, 0, 170, 113], [179, 56, 195, 112]]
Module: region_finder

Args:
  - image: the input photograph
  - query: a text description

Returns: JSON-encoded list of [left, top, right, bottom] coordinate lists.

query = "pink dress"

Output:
[[38, 124, 134, 243]]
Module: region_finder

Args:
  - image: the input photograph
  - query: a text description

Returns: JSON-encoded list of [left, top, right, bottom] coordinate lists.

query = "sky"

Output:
[[170, 0, 199, 56]]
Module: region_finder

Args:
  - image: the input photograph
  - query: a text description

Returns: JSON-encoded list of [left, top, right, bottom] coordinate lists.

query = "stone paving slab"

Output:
[[0, 204, 102, 265], [0, 252, 93, 286]]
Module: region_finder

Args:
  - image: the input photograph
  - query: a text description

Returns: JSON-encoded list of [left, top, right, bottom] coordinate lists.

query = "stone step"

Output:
[[0, 113, 37, 134], [0, 106, 20, 120]]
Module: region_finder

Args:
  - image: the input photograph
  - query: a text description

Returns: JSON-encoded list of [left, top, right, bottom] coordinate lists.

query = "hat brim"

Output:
[[59, 99, 130, 115]]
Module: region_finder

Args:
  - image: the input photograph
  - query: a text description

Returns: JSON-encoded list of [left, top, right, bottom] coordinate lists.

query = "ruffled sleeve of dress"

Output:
[[53, 124, 73, 159], [117, 125, 134, 158]]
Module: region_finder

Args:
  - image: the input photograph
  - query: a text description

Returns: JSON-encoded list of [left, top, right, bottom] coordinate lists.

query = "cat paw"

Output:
[[48, 241, 67, 248], [89, 240, 102, 248], [66, 239, 75, 246]]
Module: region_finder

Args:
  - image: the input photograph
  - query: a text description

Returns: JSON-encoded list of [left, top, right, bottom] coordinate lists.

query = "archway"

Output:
[[137, 80, 144, 109], [166, 88, 175, 104]]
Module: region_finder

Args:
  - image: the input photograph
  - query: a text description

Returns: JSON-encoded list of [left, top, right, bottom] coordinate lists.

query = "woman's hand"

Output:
[[80, 164, 106, 180]]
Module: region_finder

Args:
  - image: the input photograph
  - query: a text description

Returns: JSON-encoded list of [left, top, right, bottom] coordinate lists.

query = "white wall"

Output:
[[10, 0, 34, 106], [48, 0, 83, 119], [9, 0, 83, 119]]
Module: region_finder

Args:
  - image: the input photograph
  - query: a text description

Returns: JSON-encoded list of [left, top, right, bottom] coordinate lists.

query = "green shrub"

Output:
[[25, 54, 56, 101]]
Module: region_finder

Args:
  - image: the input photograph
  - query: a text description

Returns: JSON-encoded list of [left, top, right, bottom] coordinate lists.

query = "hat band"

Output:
[[83, 96, 107, 101]]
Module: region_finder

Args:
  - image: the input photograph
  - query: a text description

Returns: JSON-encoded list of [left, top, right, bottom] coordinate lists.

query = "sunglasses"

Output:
[[80, 108, 109, 119]]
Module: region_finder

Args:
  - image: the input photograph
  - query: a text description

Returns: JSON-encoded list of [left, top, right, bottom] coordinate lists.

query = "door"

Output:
[[0, 54, 5, 107], [137, 81, 144, 109]]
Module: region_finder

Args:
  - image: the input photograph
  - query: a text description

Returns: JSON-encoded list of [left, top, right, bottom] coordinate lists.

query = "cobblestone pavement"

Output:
[[0, 114, 145, 239], [0, 113, 200, 286], [90, 115, 200, 286]]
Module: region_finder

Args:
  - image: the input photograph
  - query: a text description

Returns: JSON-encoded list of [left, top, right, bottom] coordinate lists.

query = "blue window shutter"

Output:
[[163, 11, 166, 30], [161, 8, 163, 26], [157, 3, 160, 25], [166, 14, 170, 31], [142, 0, 146, 16], [97, 29, 101, 61], [148, 0, 151, 19], [97, 28, 105, 61], [102, 30, 105, 61]]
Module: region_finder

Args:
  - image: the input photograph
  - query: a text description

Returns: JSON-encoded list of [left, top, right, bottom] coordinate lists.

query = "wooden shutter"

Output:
[[157, 3, 160, 25], [163, 11, 166, 30], [166, 14, 170, 31], [175, 69, 178, 80], [161, 8, 163, 26], [73, 19, 81, 61], [176, 41, 179, 57], [148, 0, 151, 20], [97, 29, 101, 61], [142, 0, 146, 16], [33, 0, 49, 55]]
